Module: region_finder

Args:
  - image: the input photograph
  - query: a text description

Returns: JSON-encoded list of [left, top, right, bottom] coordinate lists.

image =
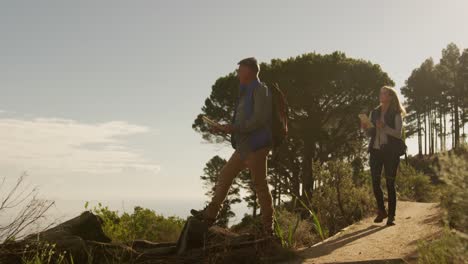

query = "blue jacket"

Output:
[[231, 79, 272, 159]]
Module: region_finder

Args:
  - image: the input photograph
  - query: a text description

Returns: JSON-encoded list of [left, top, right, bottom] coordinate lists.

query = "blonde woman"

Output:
[[361, 86, 406, 226]]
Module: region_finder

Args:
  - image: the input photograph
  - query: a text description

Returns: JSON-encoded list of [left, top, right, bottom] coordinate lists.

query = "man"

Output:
[[192, 57, 274, 236]]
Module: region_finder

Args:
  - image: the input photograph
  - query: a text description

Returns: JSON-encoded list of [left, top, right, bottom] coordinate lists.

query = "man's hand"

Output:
[[209, 124, 235, 135], [219, 124, 235, 134]]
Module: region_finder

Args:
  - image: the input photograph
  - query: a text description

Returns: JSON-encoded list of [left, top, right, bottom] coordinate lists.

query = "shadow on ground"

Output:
[[298, 225, 387, 261]]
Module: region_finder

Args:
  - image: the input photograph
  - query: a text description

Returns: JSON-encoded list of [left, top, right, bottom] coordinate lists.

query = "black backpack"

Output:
[[271, 83, 289, 150]]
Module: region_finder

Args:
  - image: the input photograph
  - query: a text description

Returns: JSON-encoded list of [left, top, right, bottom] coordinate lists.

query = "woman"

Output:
[[361, 86, 406, 226]]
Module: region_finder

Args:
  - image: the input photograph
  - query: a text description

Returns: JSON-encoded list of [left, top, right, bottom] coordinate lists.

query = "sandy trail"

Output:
[[286, 201, 442, 264]]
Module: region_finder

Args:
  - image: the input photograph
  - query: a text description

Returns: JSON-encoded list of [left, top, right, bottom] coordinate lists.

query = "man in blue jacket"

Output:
[[192, 57, 274, 236]]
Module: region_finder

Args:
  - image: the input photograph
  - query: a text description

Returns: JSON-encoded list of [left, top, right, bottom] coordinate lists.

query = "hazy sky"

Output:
[[1, 0, 467, 214]]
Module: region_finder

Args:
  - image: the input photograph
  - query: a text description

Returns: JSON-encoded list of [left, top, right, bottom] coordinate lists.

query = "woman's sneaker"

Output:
[[373, 210, 388, 223]]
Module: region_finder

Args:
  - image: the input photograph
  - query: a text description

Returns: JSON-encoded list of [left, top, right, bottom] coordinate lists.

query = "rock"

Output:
[[1, 211, 137, 264], [25, 211, 111, 243]]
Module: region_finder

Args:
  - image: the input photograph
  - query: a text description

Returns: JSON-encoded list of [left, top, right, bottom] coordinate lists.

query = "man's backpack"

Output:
[[271, 83, 289, 150]]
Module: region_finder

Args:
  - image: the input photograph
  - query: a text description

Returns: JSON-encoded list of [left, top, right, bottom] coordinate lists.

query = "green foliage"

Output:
[[417, 230, 468, 264], [407, 155, 439, 180], [230, 214, 262, 235], [417, 147, 468, 263], [395, 163, 437, 202], [311, 160, 375, 236], [231, 210, 315, 249], [273, 208, 315, 248], [402, 43, 467, 155], [86, 203, 185, 243], [438, 147, 468, 233], [21, 242, 73, 264], [200, 156, 242, 227], [295, 194, 325, 241], [238, 170, 260, 218]]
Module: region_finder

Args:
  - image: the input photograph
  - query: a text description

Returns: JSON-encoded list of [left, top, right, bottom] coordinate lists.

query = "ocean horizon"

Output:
[[0, 198, 251, 238]]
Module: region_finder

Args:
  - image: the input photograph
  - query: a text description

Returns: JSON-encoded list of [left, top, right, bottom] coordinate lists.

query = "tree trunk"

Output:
[[277, 178, 282, 207], [301, 149, 314, 201], [431, 109, 437, 154], [290, 170, 300, 208], [439, 107, 443, 152], [463, 106, 466, 142], [252, 191, 257, 218], [334, 175, 349, 225], [433, 109, 436, 154], [428, 110, 432, 155], [443, 110, 447, 151], [418, 112, 422, 156], [424, 111, 428, 155], [434, 110, 437, 153], [454, 100, 460, 148], [452, 108, 455, 149]]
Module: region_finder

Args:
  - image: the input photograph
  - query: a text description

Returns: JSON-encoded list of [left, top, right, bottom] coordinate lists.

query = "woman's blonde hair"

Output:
[[381, 86, 406, 117]]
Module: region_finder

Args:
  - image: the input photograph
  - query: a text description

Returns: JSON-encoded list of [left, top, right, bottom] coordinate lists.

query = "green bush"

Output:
[[86, 203, 185, 243], [438, 148, 468, 233], [273, 208, 316, 248], [311, 161, 375, 236], [417, 147, 468, 263], [417, 230, 468, 264], [230, 214, 262, 235], [231, 209, 316, 249], [21, 242, 73, 264], [396, 163, 437, 202]]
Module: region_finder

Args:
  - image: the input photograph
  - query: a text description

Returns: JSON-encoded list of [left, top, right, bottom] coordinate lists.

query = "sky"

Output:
[[1, 0, 467, 220]]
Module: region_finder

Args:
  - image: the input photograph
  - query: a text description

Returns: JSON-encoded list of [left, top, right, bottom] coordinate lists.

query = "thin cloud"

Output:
[[0, 117, 160, 175]]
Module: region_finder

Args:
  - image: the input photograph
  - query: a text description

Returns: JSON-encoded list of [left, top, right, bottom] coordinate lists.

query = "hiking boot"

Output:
[[386, 216, 395, 226], [373, 210, 388, 223], [190, 208, 215, 226]]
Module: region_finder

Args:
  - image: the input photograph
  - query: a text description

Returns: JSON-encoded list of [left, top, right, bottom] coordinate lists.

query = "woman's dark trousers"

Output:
[[369, 148, 400, 217]]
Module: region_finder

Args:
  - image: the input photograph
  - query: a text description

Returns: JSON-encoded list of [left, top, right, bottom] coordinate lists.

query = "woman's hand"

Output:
[[376, 120, 385, 129], [360, 121, 369, 130]]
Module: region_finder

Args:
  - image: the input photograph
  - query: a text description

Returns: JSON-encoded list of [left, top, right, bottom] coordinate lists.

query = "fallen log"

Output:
[[0, 212, 297, 264]]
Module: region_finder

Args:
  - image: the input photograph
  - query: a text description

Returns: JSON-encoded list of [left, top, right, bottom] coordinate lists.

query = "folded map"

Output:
[[202, 116, 223, 129]]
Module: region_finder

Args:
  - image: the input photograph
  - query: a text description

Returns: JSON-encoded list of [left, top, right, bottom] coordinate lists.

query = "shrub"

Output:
[[311, 161, 375, 236], [230, 209, 316, 249], [86, 203, 185, 243], [437, 148, 468, 233], [396, 163, 437, 202], [230, 214, 262, 235], [417, 147, 468, 263], [273, 208, 316, 248], [417, 230, 467, 264], [21, 242, 73, 264]]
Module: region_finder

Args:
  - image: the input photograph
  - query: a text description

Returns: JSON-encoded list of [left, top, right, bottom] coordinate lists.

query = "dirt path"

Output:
[[287, 201, 443, 264]]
